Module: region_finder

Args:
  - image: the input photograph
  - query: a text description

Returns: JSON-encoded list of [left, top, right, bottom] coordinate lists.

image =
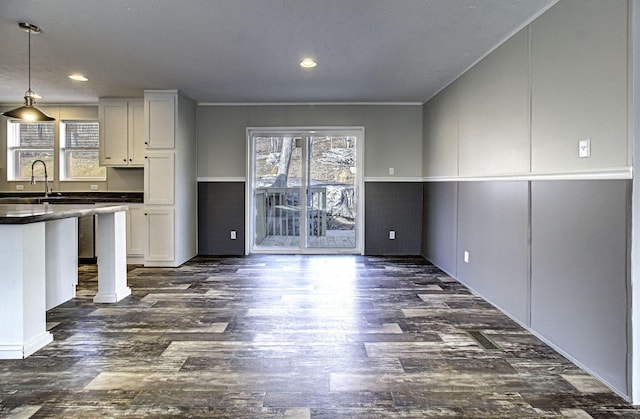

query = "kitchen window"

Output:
[[60, 120, 106, 180], [6, 120, 55, 181]]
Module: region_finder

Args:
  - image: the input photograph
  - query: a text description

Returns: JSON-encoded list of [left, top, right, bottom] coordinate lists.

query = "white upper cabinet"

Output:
[[99, 98, 144, 167], [128, 101, 145, 165], [144, 92, 175, 149], [99, 100, 127, 166]]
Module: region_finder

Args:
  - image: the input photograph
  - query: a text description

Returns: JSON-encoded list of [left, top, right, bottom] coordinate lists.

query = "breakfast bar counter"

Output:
[[0, 203, 131, 359], [0, 202, 129, 224]]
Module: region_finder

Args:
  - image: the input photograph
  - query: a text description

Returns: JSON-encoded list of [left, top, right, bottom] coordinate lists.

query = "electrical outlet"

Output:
[[90, 184, 99, 190], [579, 138, 591, 158], [389, 230, 396, 240], [15, 184, 24, 190], [464, 251, 470, 264], [389, 167, 395, 176], [230, 230, 237, 240]]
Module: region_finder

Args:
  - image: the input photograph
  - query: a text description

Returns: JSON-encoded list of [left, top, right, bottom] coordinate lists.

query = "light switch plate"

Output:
[[464, 251, 470, 264], [230, 230, 237, 240], [579, 138, 591, 158]]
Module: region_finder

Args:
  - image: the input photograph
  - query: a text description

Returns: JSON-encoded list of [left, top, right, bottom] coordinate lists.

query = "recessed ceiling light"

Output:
[[300, 58, 317, 68], [68, 74, 88, 81]]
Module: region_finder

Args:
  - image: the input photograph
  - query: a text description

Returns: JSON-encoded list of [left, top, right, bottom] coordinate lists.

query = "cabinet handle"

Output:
[[123, 158, 127, 162], [129, 159, 132, 161], [145, 156, 148, 159], [144, 141, 148, 145]]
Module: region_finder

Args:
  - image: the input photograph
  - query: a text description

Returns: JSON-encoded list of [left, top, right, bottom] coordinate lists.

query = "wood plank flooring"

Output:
[[1, 255, 639, 417]]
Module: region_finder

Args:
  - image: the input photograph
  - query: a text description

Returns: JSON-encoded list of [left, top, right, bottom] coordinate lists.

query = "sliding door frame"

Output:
[[245, 126, 365, 255]]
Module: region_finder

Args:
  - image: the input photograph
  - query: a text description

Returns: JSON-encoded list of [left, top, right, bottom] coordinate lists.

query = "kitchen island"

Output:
[[0, 203, 131, 359]]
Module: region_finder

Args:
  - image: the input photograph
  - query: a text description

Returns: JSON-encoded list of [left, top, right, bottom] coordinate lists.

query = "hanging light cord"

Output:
[[26, 25, 34, 99], [19, 22, 40, 101], [27, 26, 31, 94]]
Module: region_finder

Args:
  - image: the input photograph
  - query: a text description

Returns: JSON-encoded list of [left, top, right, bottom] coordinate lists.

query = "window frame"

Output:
[[6, 120, 55, 181], [59, 119, 106, 181]]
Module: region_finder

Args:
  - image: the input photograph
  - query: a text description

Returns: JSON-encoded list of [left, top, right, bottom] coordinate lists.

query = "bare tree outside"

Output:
[[271, 137, 294, 187]]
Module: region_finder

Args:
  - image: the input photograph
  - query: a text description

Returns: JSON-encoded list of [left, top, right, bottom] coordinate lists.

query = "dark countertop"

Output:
[[0, 203, 129, 225], [0, 192, 143, 203]]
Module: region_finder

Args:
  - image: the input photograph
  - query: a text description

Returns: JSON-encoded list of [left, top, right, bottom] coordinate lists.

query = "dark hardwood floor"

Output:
[[1, 255, 639, 417]]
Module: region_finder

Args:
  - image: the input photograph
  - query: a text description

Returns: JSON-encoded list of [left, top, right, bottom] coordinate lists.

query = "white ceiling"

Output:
[[0, 0, 557, 105]]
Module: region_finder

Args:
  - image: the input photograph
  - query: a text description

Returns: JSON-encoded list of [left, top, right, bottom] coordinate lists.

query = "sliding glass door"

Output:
[[248, 128, 363, 254]]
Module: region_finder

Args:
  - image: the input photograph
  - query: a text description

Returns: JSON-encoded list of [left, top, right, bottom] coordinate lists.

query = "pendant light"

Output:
[[2, 22, 55, 122]]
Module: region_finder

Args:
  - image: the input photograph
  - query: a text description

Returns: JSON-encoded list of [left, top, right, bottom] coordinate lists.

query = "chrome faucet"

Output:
[[31, 159, 49, 197]]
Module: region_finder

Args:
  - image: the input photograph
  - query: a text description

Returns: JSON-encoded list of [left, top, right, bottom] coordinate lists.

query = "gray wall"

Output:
[[423, 179, 631, 395], [196, 104, 424, 255], [456, 181, 530, 324], [457, 29, 531, 177], [196, 105, 423, 179], [423, 181, 531, 325], [198, 179, 424, 256], [422, 0, 629, 179], [422, 182, 457, 276], [530, 0, 629, 173], [198, 182, 245, 255], [422, 26, 533, 178], [421, 0, 632, 399], [531, 180, 630, 393], [365, 182, 422, 255]]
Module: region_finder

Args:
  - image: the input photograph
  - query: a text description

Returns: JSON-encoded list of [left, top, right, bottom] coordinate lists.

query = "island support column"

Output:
[[0, 223, 53, 359], [94, 210, 131, 303]]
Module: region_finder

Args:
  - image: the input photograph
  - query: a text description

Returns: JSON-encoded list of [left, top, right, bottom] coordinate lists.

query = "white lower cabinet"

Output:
[[103, 203, 147, 263], [126, 204, 146, 263], [144, 208, 175, 264]]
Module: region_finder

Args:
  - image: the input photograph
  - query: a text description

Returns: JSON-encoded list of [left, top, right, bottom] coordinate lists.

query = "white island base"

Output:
[[0, 206, 130, 359]]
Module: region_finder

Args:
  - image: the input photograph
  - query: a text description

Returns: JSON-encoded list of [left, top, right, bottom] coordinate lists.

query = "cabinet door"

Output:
[[126, 204, 146, 257], [145, 208, 174, 262], [128, 100, 145, 166], [99, 101, 129, 166], [144, 93, 175, 149], [144, 152, 175, 205]]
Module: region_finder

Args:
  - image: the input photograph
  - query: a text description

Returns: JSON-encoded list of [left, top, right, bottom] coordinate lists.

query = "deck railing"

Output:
[[255, 187, 327, 244]]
